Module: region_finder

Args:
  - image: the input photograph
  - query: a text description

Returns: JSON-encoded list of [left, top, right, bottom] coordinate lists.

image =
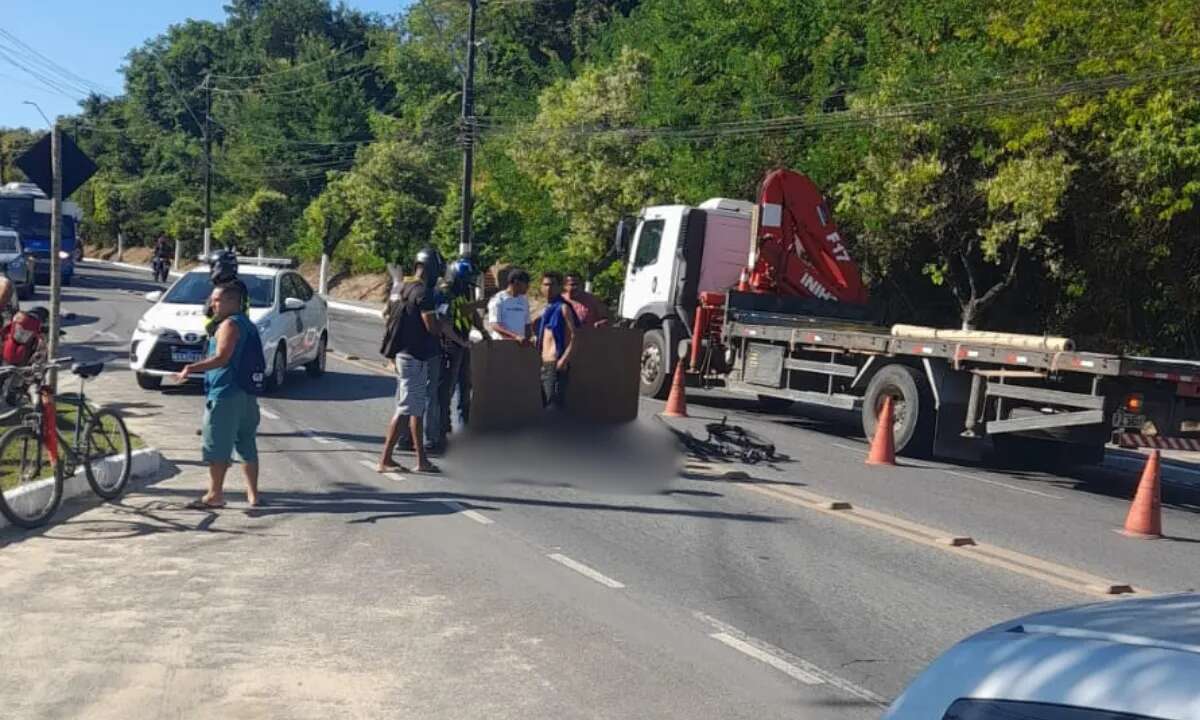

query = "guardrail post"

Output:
[[116, 231, 124, 261], [319, 252, 330, 295]]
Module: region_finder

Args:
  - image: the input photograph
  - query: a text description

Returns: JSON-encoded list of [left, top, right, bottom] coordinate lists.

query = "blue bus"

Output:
[[0, 182, 79, 285]]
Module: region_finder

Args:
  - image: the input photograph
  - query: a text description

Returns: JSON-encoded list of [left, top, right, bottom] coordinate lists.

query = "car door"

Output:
[[279, 274, 305, 364], [292, 274, 322, 362]]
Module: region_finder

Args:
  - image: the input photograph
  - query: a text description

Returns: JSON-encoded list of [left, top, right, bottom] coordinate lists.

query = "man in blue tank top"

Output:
[[176, 284, 262, 508]]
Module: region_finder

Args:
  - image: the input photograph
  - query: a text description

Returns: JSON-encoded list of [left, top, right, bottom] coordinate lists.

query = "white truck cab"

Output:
[[618, 198, 755, 397]]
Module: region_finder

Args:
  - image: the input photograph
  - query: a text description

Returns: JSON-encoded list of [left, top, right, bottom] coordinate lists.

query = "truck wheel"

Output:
[[862, 364, 935, 458], [136, 373, 162, 391], [757, 395, 793, 413], [640, 329, 673, 399]]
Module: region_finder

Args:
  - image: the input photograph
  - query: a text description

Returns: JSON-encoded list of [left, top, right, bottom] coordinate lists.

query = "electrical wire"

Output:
[[211, 41, 367, 81], [211, 66, 374, 97], [0, 27, 112, 97]]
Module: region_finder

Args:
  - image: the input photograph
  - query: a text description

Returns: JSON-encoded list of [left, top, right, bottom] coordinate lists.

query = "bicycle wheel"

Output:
[[0, 425, 62, 528], [83, 409, 132, 500]]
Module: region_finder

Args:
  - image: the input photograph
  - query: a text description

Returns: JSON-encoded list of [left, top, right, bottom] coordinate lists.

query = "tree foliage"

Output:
[[19, 0, 1200, 354]]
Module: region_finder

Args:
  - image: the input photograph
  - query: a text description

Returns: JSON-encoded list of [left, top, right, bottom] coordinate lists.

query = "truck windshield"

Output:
[[163, 273, 275, 308]]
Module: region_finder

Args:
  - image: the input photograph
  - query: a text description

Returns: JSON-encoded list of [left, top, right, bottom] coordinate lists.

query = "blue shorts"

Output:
[[202, 391, 260, 464]]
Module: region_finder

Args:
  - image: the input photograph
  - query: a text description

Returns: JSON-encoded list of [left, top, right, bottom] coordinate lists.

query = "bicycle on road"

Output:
[[0, 357, 132, 528]]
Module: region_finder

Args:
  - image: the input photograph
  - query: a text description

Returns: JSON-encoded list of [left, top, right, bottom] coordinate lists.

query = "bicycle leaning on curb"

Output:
[[0, 357, 132, 529]]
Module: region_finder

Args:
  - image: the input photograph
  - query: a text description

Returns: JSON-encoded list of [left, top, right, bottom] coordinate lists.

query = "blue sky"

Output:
[[1, 1, 410, 128]]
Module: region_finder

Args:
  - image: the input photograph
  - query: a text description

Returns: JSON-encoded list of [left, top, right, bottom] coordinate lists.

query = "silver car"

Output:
[[0, 227, 35, 300], [885, 593, 1200, 720]]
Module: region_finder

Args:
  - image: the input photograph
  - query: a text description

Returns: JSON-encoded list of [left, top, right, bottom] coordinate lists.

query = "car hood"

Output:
[[143, 302, 271, 337], [0, 253, 22, 263]]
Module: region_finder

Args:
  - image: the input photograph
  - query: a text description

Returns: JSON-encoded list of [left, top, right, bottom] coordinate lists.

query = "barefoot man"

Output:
[[176, 283, 262, 508]]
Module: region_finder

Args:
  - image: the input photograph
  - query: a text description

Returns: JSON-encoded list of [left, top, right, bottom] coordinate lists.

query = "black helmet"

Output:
[[209, 248, 238, 285], [414, 247, 444, 286]]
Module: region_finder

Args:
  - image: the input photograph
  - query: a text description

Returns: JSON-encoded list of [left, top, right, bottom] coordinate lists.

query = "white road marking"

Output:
[[260, 408, 280, 421], [695, 612, 887, 705], [831, 442, 863, 453], [547, 553, 625, 588], [357, 459, 378, 470], [305, 430, 335, 445], [941, 469, 1064, 499], [442, 501, 494, 525], [709, 632, 823, 685]]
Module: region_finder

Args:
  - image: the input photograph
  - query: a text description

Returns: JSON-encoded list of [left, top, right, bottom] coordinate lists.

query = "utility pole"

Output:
[[203, 71, 213, 258], [48, 121, 62, 391], [458, 0, 479, 258]]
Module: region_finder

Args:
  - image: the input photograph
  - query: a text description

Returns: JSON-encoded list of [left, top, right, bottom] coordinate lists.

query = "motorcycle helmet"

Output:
[[209, 248, 238, 285], [413, 247, 444, 290], [446, 257, 477, 296]]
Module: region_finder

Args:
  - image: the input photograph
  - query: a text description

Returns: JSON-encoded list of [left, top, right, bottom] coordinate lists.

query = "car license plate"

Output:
[[171, 349, 203, 364]]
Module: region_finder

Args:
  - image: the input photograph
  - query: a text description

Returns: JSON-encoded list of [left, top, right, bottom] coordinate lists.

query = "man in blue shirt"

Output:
[[177, 283, 261, 508]]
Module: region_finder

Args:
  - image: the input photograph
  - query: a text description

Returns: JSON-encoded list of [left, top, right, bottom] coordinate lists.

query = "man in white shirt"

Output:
[[487, 269, 532, 343]]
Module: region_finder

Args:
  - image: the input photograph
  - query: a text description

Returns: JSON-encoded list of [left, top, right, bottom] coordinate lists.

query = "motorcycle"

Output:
[[152, 255, 171, 283]]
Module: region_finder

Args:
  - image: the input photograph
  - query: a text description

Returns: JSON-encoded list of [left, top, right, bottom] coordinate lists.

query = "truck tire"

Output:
[[862, 364, 935, 458], [640, 329, 673, 399]]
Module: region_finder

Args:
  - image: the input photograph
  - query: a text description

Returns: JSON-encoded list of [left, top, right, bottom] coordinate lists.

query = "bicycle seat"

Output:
[[71, 361, 104, 379]]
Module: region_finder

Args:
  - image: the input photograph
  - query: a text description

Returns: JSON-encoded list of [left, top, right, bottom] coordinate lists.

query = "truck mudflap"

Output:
[[1114, 432, 1200, 451]]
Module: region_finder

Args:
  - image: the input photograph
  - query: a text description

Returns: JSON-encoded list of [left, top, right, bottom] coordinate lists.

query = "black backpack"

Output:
[[381, 282, 436, 360]]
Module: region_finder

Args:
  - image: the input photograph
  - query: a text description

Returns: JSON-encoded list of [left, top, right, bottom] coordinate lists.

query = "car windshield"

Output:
[[0, 236, 17, 254], [162, 272, 274, 308]]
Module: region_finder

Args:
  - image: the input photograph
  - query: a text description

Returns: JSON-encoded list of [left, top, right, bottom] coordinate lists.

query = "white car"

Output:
[[130, 262, 328, 391], [885, 593, 1200, 720]]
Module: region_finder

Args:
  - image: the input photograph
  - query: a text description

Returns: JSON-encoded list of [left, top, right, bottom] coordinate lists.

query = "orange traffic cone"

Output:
[[866, 396, 896, 466], [1122, 450, 1163, 539], [662, 359, 689, 418]]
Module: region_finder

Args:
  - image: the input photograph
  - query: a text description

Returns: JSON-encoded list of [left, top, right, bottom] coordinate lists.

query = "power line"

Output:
[[153, 58, 206, 133], [211, 66, 374, 97], [211, 41, 367, 82], [0, 27, 113, 97]]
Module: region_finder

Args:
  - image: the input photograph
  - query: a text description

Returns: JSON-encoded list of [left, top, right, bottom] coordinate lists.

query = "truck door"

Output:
[[620, 208, 678, 319]]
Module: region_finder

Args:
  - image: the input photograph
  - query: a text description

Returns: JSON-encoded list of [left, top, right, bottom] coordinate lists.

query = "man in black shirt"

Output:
[[378, 248, 443, 474]]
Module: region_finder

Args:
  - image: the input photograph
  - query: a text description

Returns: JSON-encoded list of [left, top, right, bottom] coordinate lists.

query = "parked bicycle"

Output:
[[0, 357, 132, 528]]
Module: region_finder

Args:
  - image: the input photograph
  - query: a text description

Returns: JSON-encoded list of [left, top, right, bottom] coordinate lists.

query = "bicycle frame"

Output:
[[28, 373, 94, 469]]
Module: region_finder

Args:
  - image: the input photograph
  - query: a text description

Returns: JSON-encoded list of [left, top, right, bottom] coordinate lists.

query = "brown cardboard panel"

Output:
[[563, 326, 643, 424], [469, 340, 544, 431]]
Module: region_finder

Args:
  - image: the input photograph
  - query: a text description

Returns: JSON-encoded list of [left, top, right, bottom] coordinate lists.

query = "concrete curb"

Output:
[[0, 447, 164, 531], [327, 299, 383, 319], [81, 257, 183, 278]]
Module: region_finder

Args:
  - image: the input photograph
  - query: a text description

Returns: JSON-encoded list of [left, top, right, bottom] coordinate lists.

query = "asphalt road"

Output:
[[5, 261, 1199, 717]]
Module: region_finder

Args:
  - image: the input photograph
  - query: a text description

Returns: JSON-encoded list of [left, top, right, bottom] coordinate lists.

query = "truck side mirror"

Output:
[[614, 217, 633, 255]]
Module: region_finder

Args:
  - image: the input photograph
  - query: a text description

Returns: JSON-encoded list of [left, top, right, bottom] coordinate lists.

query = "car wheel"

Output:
[[305, 334, 326, 378], [267, 345, 287, 392], [136, 373, 162, 391]]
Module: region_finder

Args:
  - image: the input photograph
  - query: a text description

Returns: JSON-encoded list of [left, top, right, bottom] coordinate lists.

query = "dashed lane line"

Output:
[[940, 469, 1064, 500], [547, 553, 626, 588], [260, 408, 281, 421], [442, 501, 495, 525], [695, 612, 888, 705]]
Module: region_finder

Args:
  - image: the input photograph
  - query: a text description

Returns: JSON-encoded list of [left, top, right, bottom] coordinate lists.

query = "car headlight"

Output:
[[8, 258, 22, 270], [256, 318, 271, 333], [58, 251, 70, 260], [136, 318, 161, 334]]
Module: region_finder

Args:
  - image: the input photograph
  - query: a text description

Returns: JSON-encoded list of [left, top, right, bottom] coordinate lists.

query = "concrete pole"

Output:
[[173, 236, 181, 271], [202, 228, 211, 259], [318, 253, 330, 295], [48, 123, 62, 391], [116, 231, 124, 262]]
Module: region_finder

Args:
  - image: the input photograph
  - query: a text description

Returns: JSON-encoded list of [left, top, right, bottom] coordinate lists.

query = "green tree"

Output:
[[213, 189, 293, 252]]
